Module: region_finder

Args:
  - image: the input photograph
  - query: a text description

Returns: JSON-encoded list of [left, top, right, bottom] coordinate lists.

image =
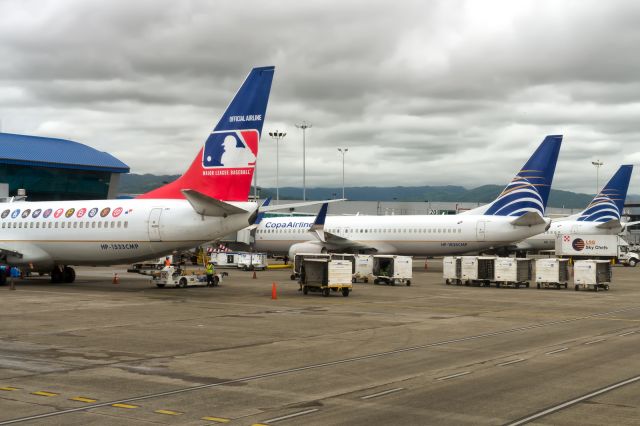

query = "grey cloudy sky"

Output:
[[1, 0, 639, 194]]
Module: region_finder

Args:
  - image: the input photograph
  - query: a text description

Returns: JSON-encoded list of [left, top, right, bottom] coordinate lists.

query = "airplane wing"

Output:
[[306, 203, 377, 252]]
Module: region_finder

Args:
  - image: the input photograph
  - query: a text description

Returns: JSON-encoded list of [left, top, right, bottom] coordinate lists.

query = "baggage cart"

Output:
[[494, 258, 532, 288], [535, 258, 569, 289], [292, 253, 331, 280], [300, 258, 353, 297], [353, 254, 374, 283], [573, 260, 612, 292], [443, 256, 462, 285], [372, 255, 413, 286], [461, 256, 495, 286], [237, 253, 268, 271]]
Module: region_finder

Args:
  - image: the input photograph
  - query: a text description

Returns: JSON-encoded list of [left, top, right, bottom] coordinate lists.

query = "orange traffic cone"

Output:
[[271, 282, 277, 300], [252, 270, 257, 279], [112, 273, 120, 285]]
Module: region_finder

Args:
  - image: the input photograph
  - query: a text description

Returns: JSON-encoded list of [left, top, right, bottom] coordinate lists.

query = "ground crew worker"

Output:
[[206, 262, 215, 287], [164, 256, 171, 267]]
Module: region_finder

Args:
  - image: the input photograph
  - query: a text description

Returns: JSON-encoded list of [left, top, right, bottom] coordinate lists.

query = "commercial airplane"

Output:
[[515, 165, 635, 252], [253, 135, 562, 257], [0, 66, 304, 283]]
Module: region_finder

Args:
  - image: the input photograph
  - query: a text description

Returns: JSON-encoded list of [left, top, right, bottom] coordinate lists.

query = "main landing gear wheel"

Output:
[[51, 266, 64, 283], [63, 266, 76, 283]]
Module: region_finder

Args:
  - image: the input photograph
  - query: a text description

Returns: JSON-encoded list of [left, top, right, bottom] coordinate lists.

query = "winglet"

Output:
[[308, 203, 329, 242]]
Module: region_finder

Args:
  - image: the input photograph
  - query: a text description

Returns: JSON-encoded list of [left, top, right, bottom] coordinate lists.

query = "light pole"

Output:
[[268, 130, 286, 203], [338, 148, 348, 199], [295, 121, 312, 200], [592, 160, 604, 194]]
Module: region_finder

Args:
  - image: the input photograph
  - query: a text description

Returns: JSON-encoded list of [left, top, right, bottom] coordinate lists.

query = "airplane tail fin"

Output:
[[138, 66, 275, 201], [575, 165, 633, 223], [482, 135, 562, 217]]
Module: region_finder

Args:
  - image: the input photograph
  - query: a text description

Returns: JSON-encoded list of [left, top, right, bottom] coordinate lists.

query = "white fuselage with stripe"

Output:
[[254, 214, 549, 255], [0, 199, 255, 269]]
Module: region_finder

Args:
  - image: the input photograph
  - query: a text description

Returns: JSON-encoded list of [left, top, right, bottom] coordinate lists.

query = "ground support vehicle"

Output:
[[128, 256, 173, 275], [152, 266, 224, 288], [352, 255, 374, 283], [573, 260, 612, 292], [461, 256, 495, 286], [237, 253, 268, 271], [494, 258, 532, 288], [555, 234, 639, 266], [535, 258, 569, 289], [299, 258, 353, 297], [443, 256, 462, 285], [371, 255, 413, 286], [210, 252, 242, 269], [292, 253, 331, 281]]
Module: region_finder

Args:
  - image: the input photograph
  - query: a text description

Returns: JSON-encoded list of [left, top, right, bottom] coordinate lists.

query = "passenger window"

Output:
[[36, 223, 39, 228], [55, 222, 58, 229], [111, 222, 115, 228], [1, 223, 4, 228], [124, 221, 128, 228], [62, 223, 66, 228], [98, 222, 102, 229], [117, 221, 121, 228], [19, 223, 22, 228], [73, 222, 78, 228]]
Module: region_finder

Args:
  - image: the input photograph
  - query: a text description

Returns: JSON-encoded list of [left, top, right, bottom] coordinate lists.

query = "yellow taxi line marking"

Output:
[[31, 391, 58, 397], [155, 409, 183, 416], [0, 386, 19, 391], [70, 396, 97, 403], [201, 416, 230, 422], [111, 403, 139, 409]]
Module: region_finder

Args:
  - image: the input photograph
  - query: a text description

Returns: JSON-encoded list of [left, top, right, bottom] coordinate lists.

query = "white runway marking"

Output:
[[497, 359, 525, 367], [361, 387, 404, 399], [506, 375, 640, 426], [437, 371, 470, 381], [263, 408, 319, 423], [584, 339, 606, 345]]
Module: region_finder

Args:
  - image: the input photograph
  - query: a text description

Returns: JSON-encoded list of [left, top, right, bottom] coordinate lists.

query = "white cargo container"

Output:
[[443, 256, 462, 285], [460, 256, 495, 286], [211, 252, 242, 268], [555, 234, 639, 266], [236, 253, 267, 271], [372, 255, 412, 286], [292, 253, 331, 280], [300, 258, 353, 297], [494, 258, 532, 288], [353, 254, 374, 283], [573, 260, 612, 292], [535, 258, 569, 289]]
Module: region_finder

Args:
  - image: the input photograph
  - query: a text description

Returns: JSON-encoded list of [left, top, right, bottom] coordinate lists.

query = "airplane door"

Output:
[[148, 208, 163, 242], [476, 221, 486, 241]]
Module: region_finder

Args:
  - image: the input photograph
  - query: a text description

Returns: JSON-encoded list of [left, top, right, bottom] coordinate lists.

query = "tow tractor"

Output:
[[152, 265, 226, 288]]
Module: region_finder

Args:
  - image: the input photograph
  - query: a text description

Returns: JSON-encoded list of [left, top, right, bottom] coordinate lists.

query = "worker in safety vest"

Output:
[[164, 256, 171, 267], [205, 262, 216, 287]]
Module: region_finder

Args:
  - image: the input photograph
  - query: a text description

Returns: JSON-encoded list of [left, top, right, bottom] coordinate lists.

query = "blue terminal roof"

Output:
[[0, 133, 129, 173]]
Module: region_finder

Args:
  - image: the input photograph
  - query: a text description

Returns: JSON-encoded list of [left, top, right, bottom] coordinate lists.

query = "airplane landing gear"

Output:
[[51, 266, 76, 283]]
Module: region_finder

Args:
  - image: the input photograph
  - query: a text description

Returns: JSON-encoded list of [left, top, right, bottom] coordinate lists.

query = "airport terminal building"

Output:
[[0, 133, 129, 201]]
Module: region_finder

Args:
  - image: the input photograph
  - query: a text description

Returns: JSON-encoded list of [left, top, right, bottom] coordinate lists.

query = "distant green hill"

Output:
[[118, 173, 610, 209]]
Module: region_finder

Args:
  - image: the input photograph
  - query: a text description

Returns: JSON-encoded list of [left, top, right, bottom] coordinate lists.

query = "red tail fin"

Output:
[[138, 66, 274, 201]]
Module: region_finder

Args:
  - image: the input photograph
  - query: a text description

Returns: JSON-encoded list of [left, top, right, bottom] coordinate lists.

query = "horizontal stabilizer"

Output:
[[259, 199, 345, 213], [596, 219, 621, 229], [182, 189, 248, 217], [510, 211, 546, 226]]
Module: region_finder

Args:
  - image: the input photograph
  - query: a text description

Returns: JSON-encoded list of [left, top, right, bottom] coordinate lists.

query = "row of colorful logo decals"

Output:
[[1, 207, 133, 220]]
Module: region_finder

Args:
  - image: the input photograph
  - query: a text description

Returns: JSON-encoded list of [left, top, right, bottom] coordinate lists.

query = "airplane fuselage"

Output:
[[254, 214, 550, 255], [0, 199, 256, 269]]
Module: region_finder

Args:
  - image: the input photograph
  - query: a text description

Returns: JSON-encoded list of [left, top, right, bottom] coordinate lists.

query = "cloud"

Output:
[[0, 0, 639, 195]]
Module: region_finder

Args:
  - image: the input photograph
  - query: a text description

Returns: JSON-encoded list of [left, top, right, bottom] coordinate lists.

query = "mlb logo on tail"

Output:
[[202, 130, 259, 170]]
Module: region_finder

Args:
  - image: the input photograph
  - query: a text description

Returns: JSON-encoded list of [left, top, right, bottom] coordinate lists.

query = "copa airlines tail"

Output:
[[254, 135, 562, 257], [516, 164, 635, 252], [0, 66, 276, 283], [138, 66, 275, 201]]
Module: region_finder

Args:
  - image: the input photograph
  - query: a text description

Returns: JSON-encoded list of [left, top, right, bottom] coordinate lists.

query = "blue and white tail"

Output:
[[575, 165, 633, 222], [483, 135, 562, 217]]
